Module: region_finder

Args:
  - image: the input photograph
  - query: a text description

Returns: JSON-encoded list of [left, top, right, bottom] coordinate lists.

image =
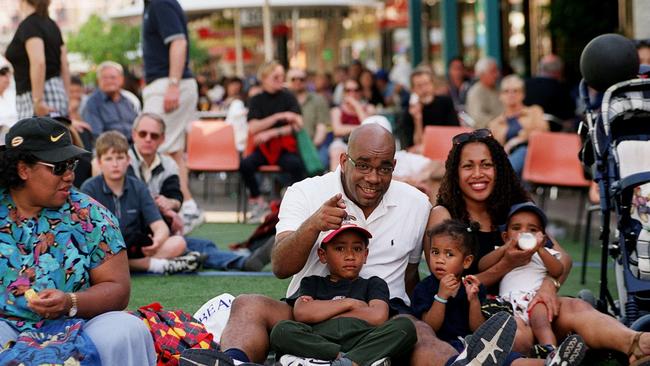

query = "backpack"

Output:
[[132, 302, 219, 366]]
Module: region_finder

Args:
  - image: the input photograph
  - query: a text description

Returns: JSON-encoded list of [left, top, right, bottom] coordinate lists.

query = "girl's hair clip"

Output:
[[467, 226, 472, 233]]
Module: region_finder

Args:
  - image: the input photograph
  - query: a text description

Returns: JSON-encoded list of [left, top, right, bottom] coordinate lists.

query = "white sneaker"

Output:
[[162, 251, 201, 274], [370, 357, 391, 366], [246, 200, 270, 223], [182, 199, 204, 234], [278, 354, 331, 366]]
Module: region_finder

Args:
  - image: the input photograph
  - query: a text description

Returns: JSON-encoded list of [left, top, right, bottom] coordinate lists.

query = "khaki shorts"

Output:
[[142, 77, 198, 153]]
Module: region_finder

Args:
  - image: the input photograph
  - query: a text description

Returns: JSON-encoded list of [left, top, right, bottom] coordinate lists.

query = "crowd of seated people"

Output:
[[6, 13, 640, 362]]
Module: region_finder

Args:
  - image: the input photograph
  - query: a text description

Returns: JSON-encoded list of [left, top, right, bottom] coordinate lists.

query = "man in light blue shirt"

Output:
[[82, 61, 139, 141]]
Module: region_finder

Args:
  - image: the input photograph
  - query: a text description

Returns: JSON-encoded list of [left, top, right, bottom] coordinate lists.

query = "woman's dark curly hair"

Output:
[[427, 219, 480, 257], [0, 149, 39, 189], [435, 133, 530, 229]]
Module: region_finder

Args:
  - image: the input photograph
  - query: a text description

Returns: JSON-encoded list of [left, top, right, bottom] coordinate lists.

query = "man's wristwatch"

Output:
[[68, 293, 78, 317], [169, 77, 180, 86]]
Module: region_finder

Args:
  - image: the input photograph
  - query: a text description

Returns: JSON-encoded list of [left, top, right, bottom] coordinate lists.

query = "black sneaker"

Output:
[[243, 237, 274, 271], [163, 251, 201, 274], [531, 344, 556, 359], [451, 311, 516, 366], [179, 349, 262, 366], [545, 334, 587, 366]]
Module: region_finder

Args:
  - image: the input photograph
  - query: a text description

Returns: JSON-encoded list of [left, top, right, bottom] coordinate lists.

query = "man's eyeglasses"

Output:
[[36, 159, 79, 176], [291, 77, 305, 82], [136, 130, 161, 140], [0, 67, 10, 76], [452, 128, 493, 145], [346, 155, 394, 176], [344, 87, 360, 92]]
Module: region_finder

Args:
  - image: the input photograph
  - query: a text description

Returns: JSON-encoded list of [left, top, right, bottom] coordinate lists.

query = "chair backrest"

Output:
[[523, 131, 590, 188], [422, 125, 473, 162], [186, 120, 239, 172]]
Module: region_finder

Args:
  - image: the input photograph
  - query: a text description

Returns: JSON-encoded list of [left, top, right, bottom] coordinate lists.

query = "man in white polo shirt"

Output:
[[210, 124, 465, 366]]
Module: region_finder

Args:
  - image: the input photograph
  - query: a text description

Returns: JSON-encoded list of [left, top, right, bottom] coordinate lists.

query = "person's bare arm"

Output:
[[272, 194, 347, 278], [332, 299, 389, 326], [59, 45, 70, 96], [331, 107, 355, 137], [405, 262, 420, 298], [312, 123, 328, 146], [28, 251, 130, 318], [293, 296, 366, 324], [528, 238, 572, 322], [25, 37, 50, 116], [164, 38, 186, 113], [538, 247, 564, 278], [478, 245, 506, 272], [421, 300, 446, 332], [464, 275, 485, 331]]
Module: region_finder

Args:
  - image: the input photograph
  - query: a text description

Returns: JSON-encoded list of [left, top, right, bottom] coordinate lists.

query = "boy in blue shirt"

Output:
[[81, 130, 199, 274]]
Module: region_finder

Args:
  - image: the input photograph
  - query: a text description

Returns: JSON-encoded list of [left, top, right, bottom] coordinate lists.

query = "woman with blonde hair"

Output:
[[488, 74, 548, 177], [240, 60, 305, 221]]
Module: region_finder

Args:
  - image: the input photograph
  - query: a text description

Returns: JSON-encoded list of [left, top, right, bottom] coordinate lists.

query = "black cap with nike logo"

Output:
[[5, 117, 90, 162]]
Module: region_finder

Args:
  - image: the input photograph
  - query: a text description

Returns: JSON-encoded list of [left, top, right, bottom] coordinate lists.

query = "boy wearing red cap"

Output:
[[269, 221, 416, 366]]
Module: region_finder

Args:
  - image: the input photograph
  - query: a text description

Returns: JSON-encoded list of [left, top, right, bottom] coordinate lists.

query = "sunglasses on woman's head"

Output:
[[36, 159, 79, 176], [452, 128, 493, 145]]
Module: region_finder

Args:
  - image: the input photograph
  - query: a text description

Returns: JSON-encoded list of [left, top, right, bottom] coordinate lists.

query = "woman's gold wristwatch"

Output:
[[549, 277, 561, 291], [68, 293, 78, 317]]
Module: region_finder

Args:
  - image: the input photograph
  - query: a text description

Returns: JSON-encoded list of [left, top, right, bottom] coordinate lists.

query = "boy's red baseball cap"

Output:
[[321, 223, 372, 245]]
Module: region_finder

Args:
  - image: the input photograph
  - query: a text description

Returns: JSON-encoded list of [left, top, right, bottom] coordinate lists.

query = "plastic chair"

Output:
[[523, 131, 591, 239], [186, 120, 244, 221], [422, 125, 473, 162]]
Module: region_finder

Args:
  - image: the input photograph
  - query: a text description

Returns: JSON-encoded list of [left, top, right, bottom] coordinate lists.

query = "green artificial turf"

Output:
[[130, 223, 618, 314]]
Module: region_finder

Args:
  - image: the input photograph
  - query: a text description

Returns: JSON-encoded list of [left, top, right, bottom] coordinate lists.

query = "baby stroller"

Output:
[[579, 35, 650, 329]]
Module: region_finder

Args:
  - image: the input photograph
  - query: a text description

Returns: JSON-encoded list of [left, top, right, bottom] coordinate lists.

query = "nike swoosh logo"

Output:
[[50, 132, 65, 142]]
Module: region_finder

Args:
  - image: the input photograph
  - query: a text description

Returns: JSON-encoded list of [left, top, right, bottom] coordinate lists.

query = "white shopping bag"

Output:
[[193, 293, 235, 340]]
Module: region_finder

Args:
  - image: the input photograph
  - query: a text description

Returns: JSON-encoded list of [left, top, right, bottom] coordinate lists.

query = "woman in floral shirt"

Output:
[[0, 117, 155, 365]]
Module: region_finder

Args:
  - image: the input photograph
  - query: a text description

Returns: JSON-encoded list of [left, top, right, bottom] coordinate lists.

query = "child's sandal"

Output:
[[629, 332, 650, 366]]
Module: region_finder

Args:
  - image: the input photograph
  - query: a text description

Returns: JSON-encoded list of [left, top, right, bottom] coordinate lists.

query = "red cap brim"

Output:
[[321, 224, 372, 244]]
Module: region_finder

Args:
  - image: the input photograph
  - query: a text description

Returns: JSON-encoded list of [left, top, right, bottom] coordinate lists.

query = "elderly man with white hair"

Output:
[[82, 60, 140, 141], [465, 57, 502, 128]]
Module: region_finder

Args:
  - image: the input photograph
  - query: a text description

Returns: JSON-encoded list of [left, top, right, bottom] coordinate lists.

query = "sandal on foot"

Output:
[[629, 332, 650, 366]]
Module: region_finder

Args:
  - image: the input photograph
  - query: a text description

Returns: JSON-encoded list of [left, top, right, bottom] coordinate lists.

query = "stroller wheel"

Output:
[[577, 289, 597, 308]]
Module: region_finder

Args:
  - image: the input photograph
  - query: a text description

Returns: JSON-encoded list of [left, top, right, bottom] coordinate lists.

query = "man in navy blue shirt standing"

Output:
[[141, 0, 203, 234]]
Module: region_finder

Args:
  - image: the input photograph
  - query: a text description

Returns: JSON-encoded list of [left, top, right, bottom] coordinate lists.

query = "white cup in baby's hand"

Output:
[[518, 232, 537, 250]]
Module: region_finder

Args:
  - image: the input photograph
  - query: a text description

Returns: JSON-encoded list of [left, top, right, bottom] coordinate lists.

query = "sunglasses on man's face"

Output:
[[36, 159, 79, 176], [452, 128, 493, 145], [136, 130, 161, 140]]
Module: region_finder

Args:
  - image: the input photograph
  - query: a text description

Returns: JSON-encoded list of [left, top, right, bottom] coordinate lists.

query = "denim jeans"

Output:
[[185, 237, 247, 270]]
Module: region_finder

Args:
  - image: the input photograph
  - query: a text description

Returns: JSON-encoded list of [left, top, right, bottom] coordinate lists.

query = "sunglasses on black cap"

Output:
[[36, 159, 79, 176], [452, 128, 493, 145]]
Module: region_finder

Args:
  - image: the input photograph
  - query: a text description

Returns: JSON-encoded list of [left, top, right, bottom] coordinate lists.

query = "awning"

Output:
[[109, 0, 381, 20]]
